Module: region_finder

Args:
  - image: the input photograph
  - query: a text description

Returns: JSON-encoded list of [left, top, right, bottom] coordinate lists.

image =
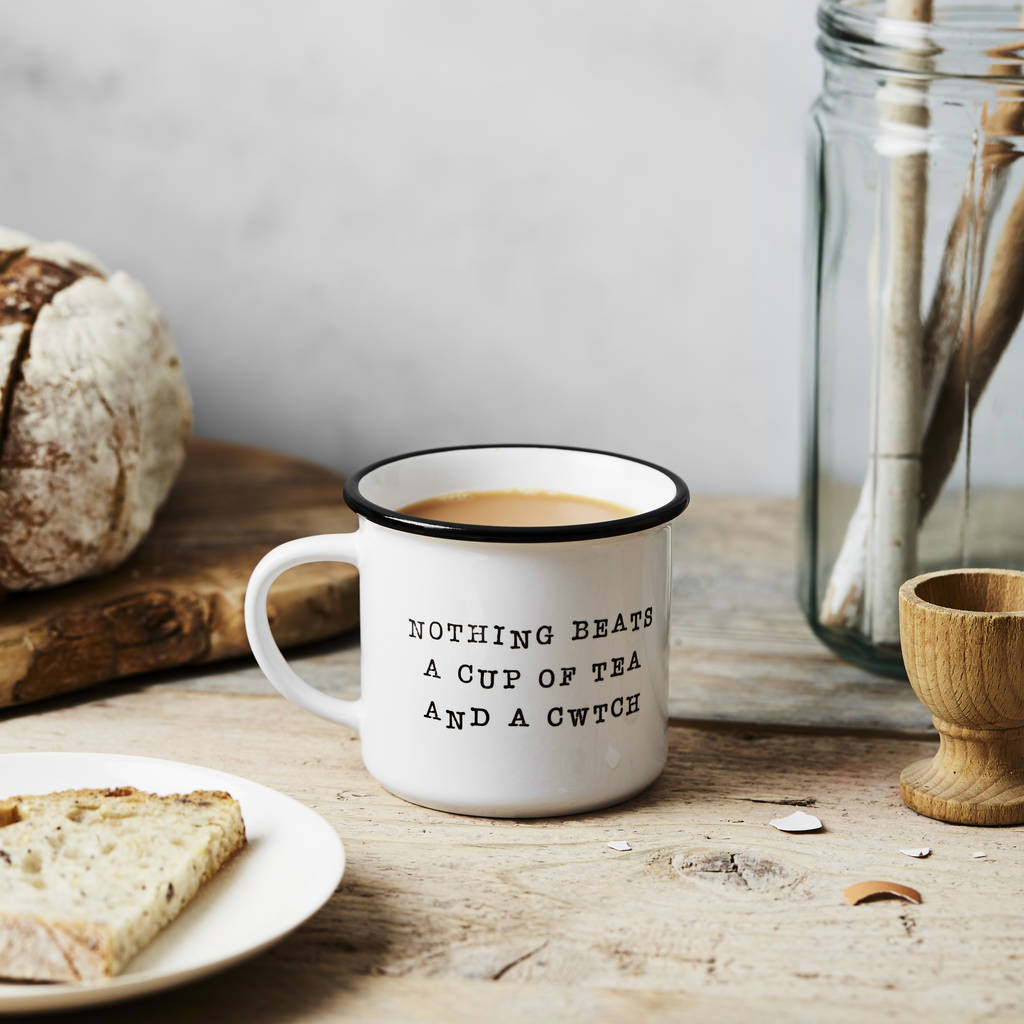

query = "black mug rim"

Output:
[[342, 443, 690, 543]]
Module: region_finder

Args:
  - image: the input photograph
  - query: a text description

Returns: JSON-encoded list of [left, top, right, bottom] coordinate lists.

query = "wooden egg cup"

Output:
[[899, 568, 1024, 826]]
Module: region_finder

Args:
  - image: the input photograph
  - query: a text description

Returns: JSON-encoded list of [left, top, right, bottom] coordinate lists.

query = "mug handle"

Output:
[[244, 532, 363, 732]]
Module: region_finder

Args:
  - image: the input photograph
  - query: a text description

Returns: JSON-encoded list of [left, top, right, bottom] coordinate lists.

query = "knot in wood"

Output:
[[669, 850, 802, 892]]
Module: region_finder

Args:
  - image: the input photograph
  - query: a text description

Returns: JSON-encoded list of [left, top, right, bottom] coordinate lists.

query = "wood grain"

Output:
[[0, 439, 358, 709], [1, 687, 1020, 1022]]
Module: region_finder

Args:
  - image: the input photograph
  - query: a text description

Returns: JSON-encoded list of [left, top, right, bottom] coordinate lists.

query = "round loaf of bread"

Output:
[[0, 227, 191, 590]]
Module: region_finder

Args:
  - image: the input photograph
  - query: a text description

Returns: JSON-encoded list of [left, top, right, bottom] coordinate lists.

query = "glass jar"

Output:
[[800, 0, 1024, 677]]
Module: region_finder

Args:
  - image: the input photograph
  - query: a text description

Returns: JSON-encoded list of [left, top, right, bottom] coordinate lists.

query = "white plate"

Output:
[[0, 752, 345, 1014]]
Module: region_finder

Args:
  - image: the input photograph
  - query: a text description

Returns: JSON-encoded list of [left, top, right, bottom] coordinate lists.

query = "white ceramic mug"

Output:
[[244, 444, 689, 818]]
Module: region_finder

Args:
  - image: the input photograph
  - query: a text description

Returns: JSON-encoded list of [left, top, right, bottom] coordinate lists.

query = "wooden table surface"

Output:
[[2, 498, 1020, 1023]]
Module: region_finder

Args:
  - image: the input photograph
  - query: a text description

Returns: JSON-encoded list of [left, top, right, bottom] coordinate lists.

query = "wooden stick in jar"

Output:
[[866, 0, 932, 643], [919, 32, 1024, 512], [922, 166, 1024, 513]]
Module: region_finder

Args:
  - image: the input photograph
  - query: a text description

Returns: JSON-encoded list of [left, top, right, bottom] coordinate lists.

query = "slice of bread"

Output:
[[0, 786, 245, 982]]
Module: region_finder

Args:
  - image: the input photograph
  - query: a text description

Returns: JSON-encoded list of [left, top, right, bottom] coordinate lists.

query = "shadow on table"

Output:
[[645, 721, 926, 816], [496, 719, 930, 831]]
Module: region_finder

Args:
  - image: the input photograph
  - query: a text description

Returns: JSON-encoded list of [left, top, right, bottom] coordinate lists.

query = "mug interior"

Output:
[[344, 444, 689, 543]]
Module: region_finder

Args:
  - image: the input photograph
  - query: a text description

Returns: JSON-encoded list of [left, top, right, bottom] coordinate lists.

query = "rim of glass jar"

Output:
[[818, 1, 1024, 81]]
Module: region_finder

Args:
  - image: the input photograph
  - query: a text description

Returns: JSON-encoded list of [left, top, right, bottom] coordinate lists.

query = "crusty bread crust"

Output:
[[0, 786, 245, 982], [0, 227, 192, 591], [1, 786, 239, 806]]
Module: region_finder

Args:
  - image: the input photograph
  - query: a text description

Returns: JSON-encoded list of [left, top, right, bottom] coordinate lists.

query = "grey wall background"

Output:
[[1, 1, 820, 495]]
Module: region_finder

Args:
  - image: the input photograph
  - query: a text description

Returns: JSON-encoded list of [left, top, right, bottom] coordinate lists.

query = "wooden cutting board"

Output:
[[0, 439, 359, 709]]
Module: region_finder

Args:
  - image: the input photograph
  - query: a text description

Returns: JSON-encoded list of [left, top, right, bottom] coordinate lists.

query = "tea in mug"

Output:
[[398, 489, 635, 528]]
